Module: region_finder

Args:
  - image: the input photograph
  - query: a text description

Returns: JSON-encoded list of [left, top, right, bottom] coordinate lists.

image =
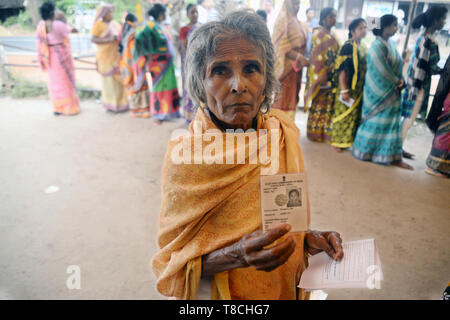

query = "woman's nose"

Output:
[[230, 72, 247, 95]]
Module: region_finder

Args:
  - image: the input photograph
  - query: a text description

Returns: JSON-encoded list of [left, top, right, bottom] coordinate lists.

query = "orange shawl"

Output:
[[152, 107, 311, 300], [272, 0, 307, 81]]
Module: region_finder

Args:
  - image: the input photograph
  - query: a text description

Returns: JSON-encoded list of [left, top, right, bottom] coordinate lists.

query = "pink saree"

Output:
[[36, 20, 80, 115]]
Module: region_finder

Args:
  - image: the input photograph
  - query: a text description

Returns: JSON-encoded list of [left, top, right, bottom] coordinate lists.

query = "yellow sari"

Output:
[[92, 6, 128, 112], [152, 107, 311, 300], [304, 26, 339, 143]]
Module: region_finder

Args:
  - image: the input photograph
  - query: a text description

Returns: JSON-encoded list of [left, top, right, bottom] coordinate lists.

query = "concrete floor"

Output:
[[0, 97, 448, 300]]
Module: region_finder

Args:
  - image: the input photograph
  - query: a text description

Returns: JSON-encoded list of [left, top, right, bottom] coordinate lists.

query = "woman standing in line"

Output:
[[352, 15, 412, 170], [91, 4, 129, 113], [271, 0, 308, 121], [134, 3, 180, 123], [304, 8, 339, 143], [425, 55, 450, 178], [401, 6, 447, 159], [179, 3, 199, 123], [330, 18, 367, 152], [119, 13, 151, 118], [36, 2, 80, 116]]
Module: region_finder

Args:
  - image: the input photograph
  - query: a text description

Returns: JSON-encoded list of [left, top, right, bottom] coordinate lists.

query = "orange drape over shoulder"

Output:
[[152, 108, 311, 300]]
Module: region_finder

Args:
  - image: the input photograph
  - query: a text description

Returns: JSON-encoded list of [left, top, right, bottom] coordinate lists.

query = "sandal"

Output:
[[425, 167, 448, 178], [402, 149, 415, 159]]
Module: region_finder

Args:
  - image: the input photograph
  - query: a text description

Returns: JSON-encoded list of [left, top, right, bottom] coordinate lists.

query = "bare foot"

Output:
[[153, 119, 163, 125], [392, 161, 414, 170], [425, 167, 448, 178], [331, 146, 343, 153], [402, 149, 415, 159]]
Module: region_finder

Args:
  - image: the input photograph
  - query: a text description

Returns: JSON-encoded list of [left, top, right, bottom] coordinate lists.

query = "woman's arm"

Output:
[[338, 69, 351, 101], [201, 224, 295, 277], [181, 38, 188, 54], [201, 224, 344, 277], [286, 49, 308, 65], [91, 35, 117, 44]]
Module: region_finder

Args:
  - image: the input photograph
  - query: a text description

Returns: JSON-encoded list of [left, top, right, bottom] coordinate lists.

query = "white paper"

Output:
[[44, 186, 60, 194], [339, 95, 355, 108], [299, 239, 383, 289]]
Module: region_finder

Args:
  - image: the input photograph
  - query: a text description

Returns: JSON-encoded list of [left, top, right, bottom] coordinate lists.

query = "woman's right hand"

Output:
[[236, 224, 296, 272], [298, 55, 309, 67], [341, 91, 351, 102]]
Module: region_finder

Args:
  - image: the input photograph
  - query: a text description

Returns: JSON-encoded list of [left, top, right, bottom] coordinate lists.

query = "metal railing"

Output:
[[0, 41, 97, 70], [0, 40, 99, 92]]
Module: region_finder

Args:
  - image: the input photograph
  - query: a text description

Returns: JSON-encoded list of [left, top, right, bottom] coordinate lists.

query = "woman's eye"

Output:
[[212, 66, 227, 75], [244, 64, 260, 74]]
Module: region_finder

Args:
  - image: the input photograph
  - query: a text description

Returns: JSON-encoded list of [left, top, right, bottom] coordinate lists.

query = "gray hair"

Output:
[[185, 9, 279, 113]]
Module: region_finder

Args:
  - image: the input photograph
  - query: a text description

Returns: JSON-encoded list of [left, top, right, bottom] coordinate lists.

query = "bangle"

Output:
[[341, 89, 349, 93]]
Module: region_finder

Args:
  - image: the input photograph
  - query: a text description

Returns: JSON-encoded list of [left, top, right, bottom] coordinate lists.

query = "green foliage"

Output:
[[3, 10, 32, 29], [53, 0, 140, 21], [110, 0, 140, 21], [55, 0, 79, 14], [77, 87, 101, 100], [9, 76, 48, 99], [7, 73, 100, 100]]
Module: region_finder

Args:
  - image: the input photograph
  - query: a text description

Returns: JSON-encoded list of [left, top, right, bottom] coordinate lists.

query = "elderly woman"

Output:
[[152, 10, 343, 300]]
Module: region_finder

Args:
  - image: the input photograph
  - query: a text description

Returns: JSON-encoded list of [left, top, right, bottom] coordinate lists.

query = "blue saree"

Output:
[[352, 37, 404, 164]]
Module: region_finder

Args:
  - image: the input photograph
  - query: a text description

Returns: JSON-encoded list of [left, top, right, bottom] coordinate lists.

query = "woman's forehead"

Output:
[[208, 36, 263, 63]]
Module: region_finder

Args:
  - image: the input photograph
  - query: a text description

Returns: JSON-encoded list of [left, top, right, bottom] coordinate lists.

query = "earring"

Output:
[[259, 96, 269, 114]]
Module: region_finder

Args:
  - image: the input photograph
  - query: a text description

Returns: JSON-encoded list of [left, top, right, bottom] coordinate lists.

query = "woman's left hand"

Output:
[[305, 230, 344, 261]]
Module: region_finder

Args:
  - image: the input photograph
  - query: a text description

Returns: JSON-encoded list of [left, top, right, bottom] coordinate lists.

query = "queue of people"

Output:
[[35, 1, 449, 174], [269, 0, 448, 176]]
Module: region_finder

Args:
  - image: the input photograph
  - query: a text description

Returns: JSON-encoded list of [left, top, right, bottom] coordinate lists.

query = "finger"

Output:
[[241, 229, 262, 242], [243, 224, 291, 252], [307, 247, 323, 256], [328, 233, 344, 261], [253, 237, 296, 272], [314, 234, 337, 259], [247, 235, 296, 266]]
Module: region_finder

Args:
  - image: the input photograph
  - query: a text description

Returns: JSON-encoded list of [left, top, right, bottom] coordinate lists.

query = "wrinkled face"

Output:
[[352, 21, 367, 40], [325, 10, 337, 28], [384, 20, 398, 37], [203, 36, 266, 130], [188, 6, 198, 24]]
